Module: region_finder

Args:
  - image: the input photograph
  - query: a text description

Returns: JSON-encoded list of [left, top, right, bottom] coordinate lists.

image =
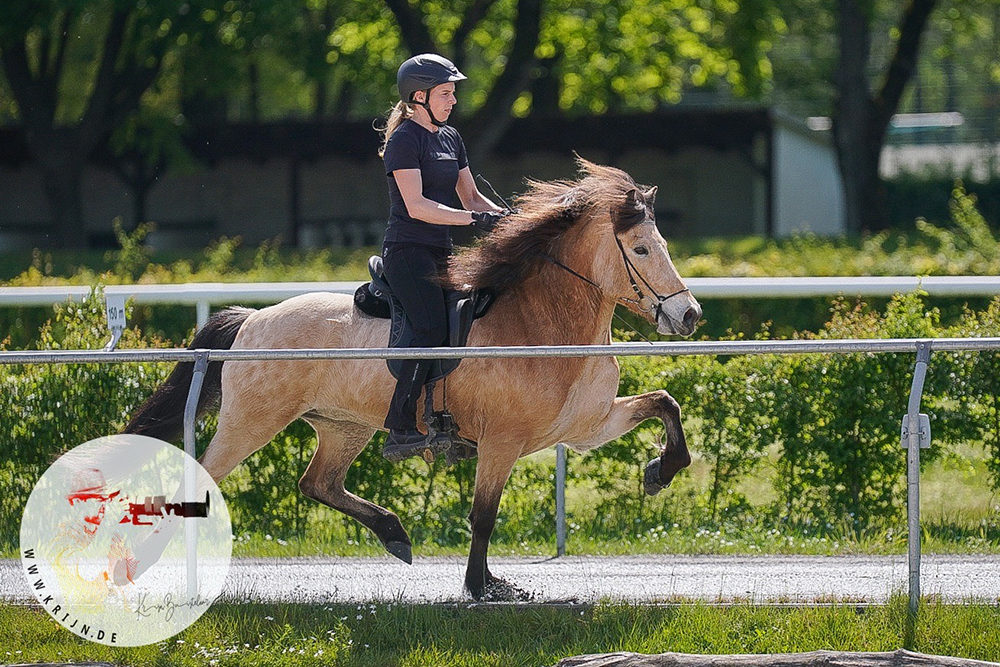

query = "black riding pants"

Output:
[[382, 242, 450, 430]]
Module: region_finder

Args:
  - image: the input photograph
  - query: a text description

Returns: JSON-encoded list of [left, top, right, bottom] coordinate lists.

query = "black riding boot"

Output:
[[383, 429, 430, 461], [380, 243, 449, 461], [383, 361, 432, 461]]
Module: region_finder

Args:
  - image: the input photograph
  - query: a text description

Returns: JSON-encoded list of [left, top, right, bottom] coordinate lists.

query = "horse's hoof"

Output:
[[482, 577, 533, 602], [386, 540, 412, 564], [643, 457, 665, 496]]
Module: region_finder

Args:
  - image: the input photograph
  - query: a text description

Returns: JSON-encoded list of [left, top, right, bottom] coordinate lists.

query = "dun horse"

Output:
[[124, 158, 702, 601]]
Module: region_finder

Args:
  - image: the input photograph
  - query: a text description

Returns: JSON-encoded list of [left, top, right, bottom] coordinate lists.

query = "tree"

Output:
[[0, 0, 200, 247], [267, 0, 399, 119], [916, 0, 1000, 144], [770, 0, 1000, 230], [537, 0, 782, 115], [105, 108, 192, 232], [381, 0, 781, 159], [380, 0, 541, 160], [833, 0, 940, 232]]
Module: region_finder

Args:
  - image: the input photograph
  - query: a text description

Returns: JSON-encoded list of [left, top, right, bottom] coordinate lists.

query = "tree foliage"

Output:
[[2, 0, 998, 244], [0, 0, 217, 245]]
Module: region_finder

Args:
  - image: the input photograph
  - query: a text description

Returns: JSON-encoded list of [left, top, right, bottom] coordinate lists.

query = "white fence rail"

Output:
[[3, 337, 1000, 613], [2, 275, 999, 328]]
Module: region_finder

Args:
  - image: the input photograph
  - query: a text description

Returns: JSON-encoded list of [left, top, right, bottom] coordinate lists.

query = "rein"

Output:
[[540, 253, 603, 292], [476, 173, 689, 338]]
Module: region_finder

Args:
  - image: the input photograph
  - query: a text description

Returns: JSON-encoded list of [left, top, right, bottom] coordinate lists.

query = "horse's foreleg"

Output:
[[465, 445, 526, 601], [567, 390, 690, 496], [645, 390, 690, 496], [299, 419, 412, 563]]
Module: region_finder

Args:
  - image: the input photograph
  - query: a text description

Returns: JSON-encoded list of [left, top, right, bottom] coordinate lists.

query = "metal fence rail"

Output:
[[3, 337, 1000, 365], [4, 336, 1000, 613]]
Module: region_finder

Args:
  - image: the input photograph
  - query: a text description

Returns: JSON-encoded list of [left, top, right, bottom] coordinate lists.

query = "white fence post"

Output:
[[196, 301, 210, 329]]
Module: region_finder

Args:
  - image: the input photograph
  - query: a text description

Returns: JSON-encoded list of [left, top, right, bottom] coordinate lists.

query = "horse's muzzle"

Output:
[[680, 303, 702, 335], [656, 300, 702, 337]]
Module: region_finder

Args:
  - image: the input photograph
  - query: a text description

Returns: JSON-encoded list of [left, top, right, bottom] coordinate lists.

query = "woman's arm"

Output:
[[455, 167, 504, 213], [394, 169, 474, 225]]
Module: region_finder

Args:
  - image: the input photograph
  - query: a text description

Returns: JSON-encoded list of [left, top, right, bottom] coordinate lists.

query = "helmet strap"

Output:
[[414, 89, 447, 127]]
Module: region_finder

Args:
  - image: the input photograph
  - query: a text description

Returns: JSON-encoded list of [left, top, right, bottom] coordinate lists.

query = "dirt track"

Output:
[[3, 554, 998, 604]]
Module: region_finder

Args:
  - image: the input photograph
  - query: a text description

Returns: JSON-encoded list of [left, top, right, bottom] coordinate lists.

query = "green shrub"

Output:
[[945, 298, 1000, 487], [4, 184, 1000, 348], [0, 289, 173, 547], [887, 175, 1000, 231], [773, 295, 941, 527], [7, 185, 1000, 555]]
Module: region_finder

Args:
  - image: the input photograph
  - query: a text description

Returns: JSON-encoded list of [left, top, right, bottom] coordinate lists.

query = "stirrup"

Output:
[[383, 430, 451, 463], [423, 380, 478, 465]]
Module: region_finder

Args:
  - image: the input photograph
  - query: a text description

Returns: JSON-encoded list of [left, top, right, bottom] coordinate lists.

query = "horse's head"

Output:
[[605, 185, 702, 337], [444, 158, 701, 337]]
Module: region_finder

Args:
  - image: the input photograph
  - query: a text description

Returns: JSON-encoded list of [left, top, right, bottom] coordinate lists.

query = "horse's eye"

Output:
[[633, 246, 648, 256]]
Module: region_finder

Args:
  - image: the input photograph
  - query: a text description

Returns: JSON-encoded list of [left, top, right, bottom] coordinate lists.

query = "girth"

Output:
[[354, 255, 494, 382]]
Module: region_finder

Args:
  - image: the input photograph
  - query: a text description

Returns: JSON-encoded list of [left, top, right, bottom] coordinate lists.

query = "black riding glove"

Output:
[[470, 210, 504, 232]]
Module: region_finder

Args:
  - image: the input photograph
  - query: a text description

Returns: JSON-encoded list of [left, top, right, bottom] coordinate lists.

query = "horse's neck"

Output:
[[487, 226, 617, 346]]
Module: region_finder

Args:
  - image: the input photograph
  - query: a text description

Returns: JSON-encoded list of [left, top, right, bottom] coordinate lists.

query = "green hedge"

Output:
[[2, 289, 999, 552], [3, 187, 1000, 552], [887, 176, 1000, 231]]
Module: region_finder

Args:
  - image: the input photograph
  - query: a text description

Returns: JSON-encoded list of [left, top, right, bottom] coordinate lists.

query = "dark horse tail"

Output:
[[123, 307, 256, 442]]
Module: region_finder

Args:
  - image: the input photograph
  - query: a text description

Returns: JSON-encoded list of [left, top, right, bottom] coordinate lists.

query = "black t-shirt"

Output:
[[383, 119, 469, 248]]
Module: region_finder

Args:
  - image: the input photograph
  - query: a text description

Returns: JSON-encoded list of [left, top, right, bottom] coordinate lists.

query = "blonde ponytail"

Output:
[[376, 101, 415, 158]]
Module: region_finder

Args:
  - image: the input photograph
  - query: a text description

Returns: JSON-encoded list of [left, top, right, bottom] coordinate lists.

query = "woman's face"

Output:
[[417, 83, 456, 122]]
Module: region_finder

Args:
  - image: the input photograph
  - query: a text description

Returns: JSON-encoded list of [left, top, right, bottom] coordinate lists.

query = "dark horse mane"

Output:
[[444, 157, 653, 295]]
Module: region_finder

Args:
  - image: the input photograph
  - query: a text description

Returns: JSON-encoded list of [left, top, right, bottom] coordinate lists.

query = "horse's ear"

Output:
[[616, 188, 647, 228], [643, 186, 657, 207]]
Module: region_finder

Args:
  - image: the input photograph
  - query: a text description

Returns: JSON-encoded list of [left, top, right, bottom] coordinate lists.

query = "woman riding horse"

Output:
[[377, 53, 506, 460], [124, 158, 702, 601]]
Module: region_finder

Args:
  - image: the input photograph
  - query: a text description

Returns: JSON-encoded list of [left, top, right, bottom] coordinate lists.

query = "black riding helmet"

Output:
[[397, 53, 467, 126]]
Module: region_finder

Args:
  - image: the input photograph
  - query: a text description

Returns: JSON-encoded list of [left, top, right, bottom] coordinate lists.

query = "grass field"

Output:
[[3, 599, 1000, 667]]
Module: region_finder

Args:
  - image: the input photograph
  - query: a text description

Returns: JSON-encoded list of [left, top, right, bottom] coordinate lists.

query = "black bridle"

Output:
[[541, 233, 691, 324], [613, 236, 691, 320]]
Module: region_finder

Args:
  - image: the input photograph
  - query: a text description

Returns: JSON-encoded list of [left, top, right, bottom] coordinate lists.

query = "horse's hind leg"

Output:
[[200, 396, 308, 483], [299, 418, 413, 564], [130, 386, 305, 581]]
